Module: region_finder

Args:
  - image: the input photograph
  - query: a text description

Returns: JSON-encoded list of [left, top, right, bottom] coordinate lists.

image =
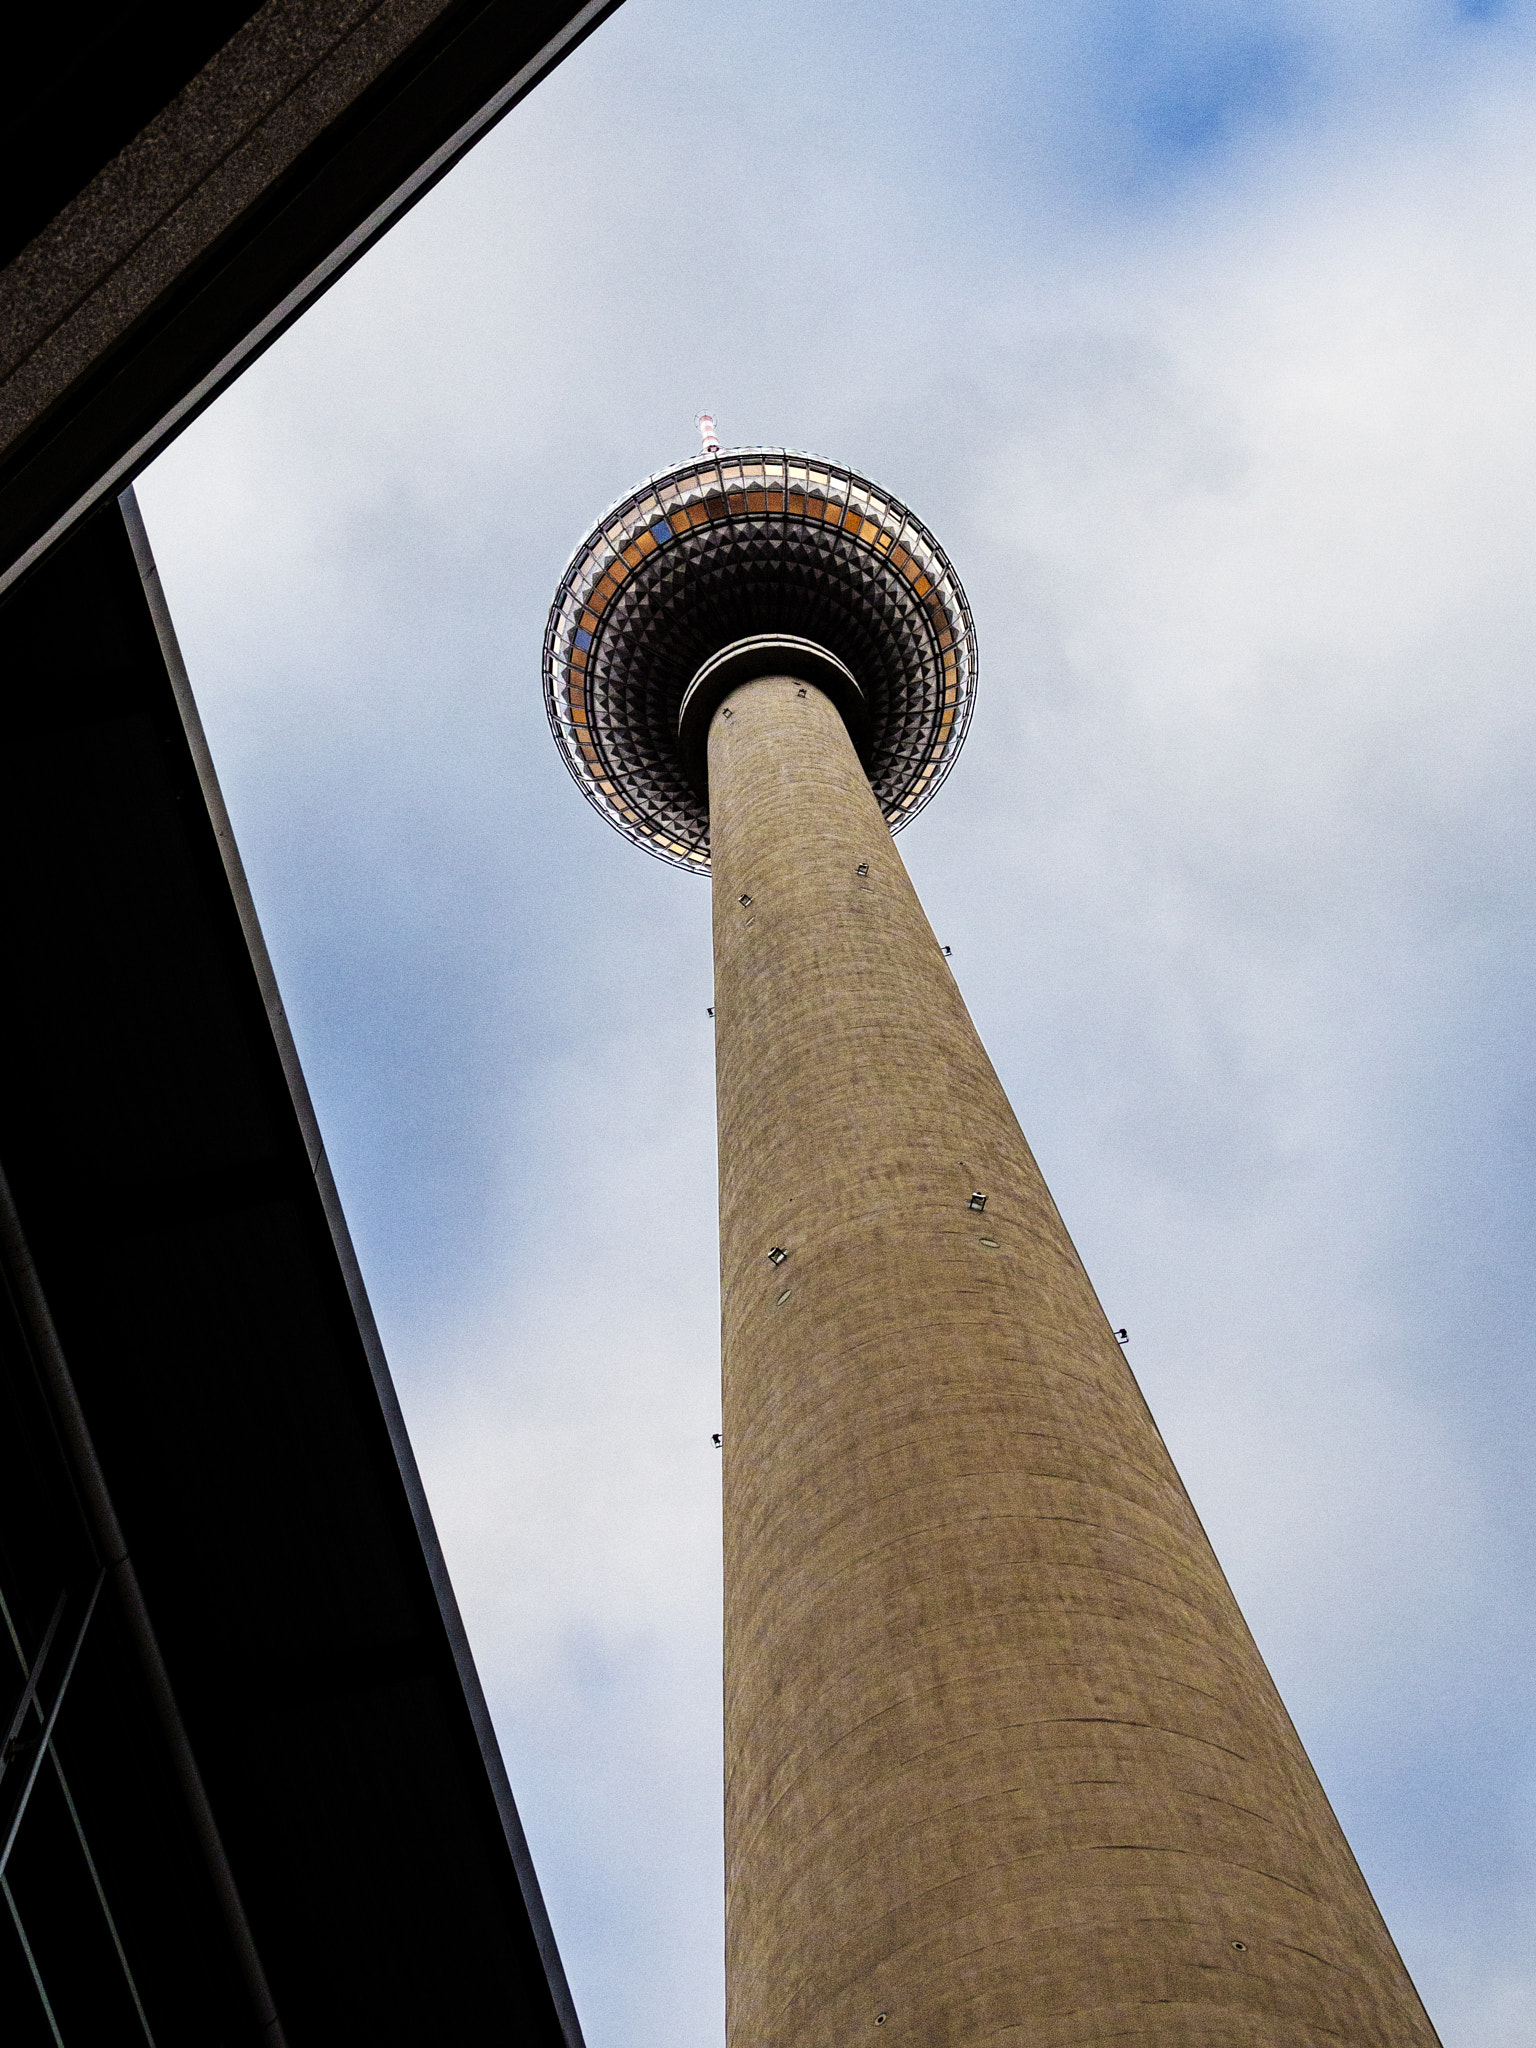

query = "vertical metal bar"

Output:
[[46, 1751, 156, 2046], [0, 1584, 25, 1669], [0, 1574, 101, 1877], [0, 1585, 158, 2042], [1, 1592, 66, 1783], [2, 1872, 65, 2048], [0, 1164, 287, 2044]]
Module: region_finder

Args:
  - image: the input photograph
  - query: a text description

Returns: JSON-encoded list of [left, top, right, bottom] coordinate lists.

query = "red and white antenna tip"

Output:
[[696, 411, 721, 456]]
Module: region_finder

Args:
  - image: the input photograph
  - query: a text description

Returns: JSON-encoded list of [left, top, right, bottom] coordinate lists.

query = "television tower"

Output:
[[542, 436, 1439, 2046]]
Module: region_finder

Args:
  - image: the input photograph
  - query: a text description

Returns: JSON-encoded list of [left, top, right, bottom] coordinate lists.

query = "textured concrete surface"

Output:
[[708, 675, 1440, 2048], [0, 0, 452, 454]]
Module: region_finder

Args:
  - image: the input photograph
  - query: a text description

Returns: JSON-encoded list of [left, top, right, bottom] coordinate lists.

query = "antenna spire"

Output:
[[696, 411, 721, 457]]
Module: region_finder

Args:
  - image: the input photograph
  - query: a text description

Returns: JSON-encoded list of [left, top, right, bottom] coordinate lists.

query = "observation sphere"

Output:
[[542, 448, 978, 870]]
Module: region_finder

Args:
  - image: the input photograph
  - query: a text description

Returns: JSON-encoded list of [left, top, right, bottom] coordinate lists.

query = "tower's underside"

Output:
[[543, 449, 975, 869], [707, 674, 1438, 2046]]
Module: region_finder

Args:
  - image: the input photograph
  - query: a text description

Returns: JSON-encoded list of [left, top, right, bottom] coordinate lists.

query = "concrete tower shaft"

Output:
[[707, 674, 1438, 2048]]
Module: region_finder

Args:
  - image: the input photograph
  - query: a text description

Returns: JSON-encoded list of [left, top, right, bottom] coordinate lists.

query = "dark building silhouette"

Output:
[[1, 7, 619, 2041]]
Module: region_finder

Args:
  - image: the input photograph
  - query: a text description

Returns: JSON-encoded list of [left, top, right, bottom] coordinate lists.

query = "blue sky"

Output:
[[138, 3, 1536, 2041]]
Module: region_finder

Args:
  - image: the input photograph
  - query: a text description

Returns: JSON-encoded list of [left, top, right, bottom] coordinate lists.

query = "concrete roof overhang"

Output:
[[1, 0, 624, 593]]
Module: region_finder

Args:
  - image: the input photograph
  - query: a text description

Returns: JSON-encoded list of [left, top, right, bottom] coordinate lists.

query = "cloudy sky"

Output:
[[135, 3, 1536, 2041]]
